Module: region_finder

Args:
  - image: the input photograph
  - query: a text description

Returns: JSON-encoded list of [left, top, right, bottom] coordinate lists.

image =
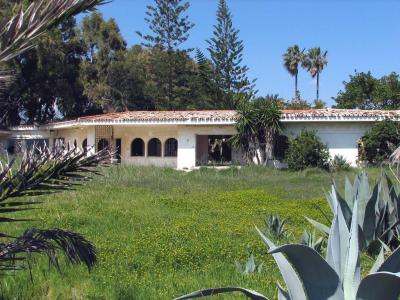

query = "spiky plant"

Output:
[[307, 171, 400, 253], [300, 230, 325, 254], [175, 182, 400, 300], [234, 253, 263, 275], [265, 214, 288, 240], [0, 144, 112, 273]]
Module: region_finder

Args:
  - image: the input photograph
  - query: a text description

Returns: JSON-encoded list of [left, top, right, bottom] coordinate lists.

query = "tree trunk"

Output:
[[295, 73, 298, 101], [316, 73, 320, 101], [265, 129, 274, 163]]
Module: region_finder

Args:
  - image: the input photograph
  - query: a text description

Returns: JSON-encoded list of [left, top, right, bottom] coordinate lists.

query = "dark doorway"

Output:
[[116, 139, 122, 161], [97, 139, 109, 151]]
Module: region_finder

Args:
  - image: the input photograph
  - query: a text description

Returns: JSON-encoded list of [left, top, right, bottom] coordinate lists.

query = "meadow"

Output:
[[0, 166, 385, 299]]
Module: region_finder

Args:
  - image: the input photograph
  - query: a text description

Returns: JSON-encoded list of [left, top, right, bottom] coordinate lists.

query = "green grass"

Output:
[[0, 166, 386, 299]]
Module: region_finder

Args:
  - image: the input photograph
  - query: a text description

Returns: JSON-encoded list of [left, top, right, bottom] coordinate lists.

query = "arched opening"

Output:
[[164, 138, 178, 157], [131, 138, 145, 157], [97, 139, 109, 151], [82, 139, 88, 153], [148, 138, 161, 157]]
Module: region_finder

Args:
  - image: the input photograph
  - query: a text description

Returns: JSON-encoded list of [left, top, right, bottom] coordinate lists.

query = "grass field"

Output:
[[0, 166, 385, 299]]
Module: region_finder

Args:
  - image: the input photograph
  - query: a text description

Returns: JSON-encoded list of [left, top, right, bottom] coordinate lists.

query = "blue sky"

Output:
[[91, 0, 400, 106]]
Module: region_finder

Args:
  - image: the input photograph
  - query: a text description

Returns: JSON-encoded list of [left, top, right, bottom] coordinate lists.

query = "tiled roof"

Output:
[[76, 109, 400, 122], [77, 110, 238, 122], [281, 109, 400, 119]]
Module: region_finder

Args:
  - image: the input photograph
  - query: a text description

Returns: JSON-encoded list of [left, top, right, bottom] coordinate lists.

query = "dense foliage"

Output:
[[361, 119, 400, 163], [334, 71, 400, 110], [286, 130, 330, 170], [230, 98, 282, 164]]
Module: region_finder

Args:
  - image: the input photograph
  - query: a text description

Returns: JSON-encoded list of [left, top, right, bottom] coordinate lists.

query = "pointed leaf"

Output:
[[174, 287, 269, 300], [369, 247, 384, 274], [256, 228, 307, 300], [356, 272, 400, 300], [305, 217, 330, 235], [269, 244, 343, 300], [377, 245, 400, 273], [278, 284, 291, 300]]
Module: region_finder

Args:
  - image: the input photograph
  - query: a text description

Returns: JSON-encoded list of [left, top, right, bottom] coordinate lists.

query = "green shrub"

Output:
[[286, 130, 330, 171], [330, 154, 351, 171], [361, 119, 400, 163]]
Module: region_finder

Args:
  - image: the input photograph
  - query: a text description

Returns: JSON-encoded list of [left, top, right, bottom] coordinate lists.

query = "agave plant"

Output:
[[265, 214, 288, 240], [175, 184, 400, 300], [300, 230, 324, 254], [234, 253, 263, 274], [0, 143, 112, 273], [307, 171, 400, 253]]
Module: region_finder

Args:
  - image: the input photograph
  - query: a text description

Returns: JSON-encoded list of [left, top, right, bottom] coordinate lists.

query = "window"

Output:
[[131, 138, 144, 157], [148, 138, 161, 157], [82, 139, 88, 153], [164, 138, 178, 157], [97, 139, 109, 151]]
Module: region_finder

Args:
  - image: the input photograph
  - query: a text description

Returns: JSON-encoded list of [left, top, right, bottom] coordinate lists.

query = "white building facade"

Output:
[[1, 109, 399, 169]]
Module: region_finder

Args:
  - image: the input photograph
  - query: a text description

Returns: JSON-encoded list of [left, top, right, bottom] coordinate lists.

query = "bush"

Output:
[[330, 154, 351, 172], [361, 119, 400, 164], [286, 130, 330, 170]]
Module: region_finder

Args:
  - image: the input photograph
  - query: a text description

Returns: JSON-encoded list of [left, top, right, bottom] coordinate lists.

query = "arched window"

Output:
[[148, 138, 161, 157], [165, 138, 178, 157], [82, 139, 88, 153], [131, 138, 144, 157], [97, 139, 109, 151]]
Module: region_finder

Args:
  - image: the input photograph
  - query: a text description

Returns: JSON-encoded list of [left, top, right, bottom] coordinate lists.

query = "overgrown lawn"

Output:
[[0, 166, 384, 299]]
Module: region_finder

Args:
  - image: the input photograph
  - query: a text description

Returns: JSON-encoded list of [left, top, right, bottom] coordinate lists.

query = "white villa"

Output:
[[0, 108, 399, 169]]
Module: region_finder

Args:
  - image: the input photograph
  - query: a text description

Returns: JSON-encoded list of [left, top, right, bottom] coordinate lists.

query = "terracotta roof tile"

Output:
[[76, 109, 400, 122]]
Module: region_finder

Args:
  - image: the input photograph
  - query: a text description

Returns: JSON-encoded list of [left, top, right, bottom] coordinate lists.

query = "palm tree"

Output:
[[302, 47, 328, 102], [231, 99, 282, 165], [255, 99, 283, 163], [0, 0, 109, 278], [283, 45, 305, 101]]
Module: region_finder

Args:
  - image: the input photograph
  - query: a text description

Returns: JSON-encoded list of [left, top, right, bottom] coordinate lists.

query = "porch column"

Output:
[[177, 129, 196, 169], [87, 126, 96, 155]]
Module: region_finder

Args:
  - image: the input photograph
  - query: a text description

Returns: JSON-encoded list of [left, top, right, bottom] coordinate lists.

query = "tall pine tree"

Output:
[[207, 0, 256, 109], [137, 0, 194, 109]]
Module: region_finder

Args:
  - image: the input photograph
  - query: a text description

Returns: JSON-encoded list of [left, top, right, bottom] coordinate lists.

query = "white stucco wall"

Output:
[[113, 125, 179, 168], [283, 121, 374, 166], [6, 119, 378, 169]]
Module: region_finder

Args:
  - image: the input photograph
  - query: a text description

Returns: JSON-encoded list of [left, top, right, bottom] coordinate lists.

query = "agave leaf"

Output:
[[305, 217, 330, 235], [369, 247, 384, 274], [278, 284, 291, 300], [245, 254, 256, 273], [343, 198, 361, 300], [326, 193, 349, 281], [174, 287, 269, 300], [269, 244, 343, 300], [356, 172, 370, 229], [362, 183, 379, 244], [256, 228, 307, 300], [356, 272, 400, 300], [376, 244, 400, 273], [344, 176, 354, 210]]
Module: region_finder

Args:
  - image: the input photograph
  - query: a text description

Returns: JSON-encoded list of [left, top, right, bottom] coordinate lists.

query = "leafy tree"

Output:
[[137, 0, 194, 107], [207, 0, 256, 108], [231, 98, 282, 164], [361, 119, 400, 163], [302, 47, 328, 102], [79, 12, 127, 113], [283, 45, 305, 101], [334, 71, 400, 109], [286, 130, 330, 170], [0, 0, 108, 280]]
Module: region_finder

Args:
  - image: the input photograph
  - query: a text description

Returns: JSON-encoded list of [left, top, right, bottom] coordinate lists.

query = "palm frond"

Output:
[[0, 0, 110, 63], [0, 228, 96, 272], [0, 144, 113, 218]]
